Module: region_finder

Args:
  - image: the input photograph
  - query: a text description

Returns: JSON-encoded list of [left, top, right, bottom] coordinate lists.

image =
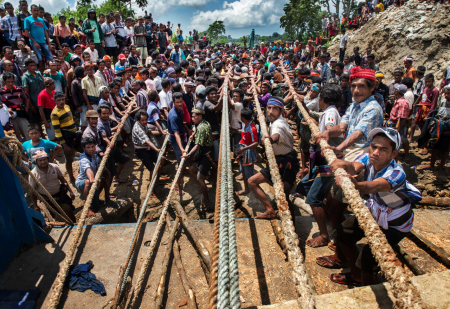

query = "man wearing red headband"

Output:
[[313, 67, 384, 257]]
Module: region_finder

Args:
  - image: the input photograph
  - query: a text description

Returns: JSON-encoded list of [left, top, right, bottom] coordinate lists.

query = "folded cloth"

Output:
[[67, 261, 106, 296]]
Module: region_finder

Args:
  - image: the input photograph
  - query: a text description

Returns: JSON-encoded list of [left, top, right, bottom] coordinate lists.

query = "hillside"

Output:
[[328, 0, 450, 81]]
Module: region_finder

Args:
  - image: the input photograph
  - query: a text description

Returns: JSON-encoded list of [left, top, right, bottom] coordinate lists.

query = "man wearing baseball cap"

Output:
[[317, 127, 421, 286]]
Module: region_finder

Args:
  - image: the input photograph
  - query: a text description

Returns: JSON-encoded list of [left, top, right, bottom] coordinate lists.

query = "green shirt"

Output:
[[64, 52, 73, 63], [195, 120, 213, 147], [22, 71, 44, 108], [90, 20, 100, 43], [187, 35, 193, 45]]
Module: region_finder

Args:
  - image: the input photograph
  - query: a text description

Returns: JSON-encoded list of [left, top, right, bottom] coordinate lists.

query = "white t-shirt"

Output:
[[0, 104, 9, 126], [319, 105, 344, 147], [269, 116, 294, 156], [339, 33, 348, 49], [230, 101, 243, 130], [125, 27, 134, 46], [404, 90, 414, 110], [158, 89, 170, 110], [306, 97, 319, 112]]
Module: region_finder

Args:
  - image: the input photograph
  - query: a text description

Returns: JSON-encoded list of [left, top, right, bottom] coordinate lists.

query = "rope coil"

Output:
[[250, 62, 316, 309], [281, 66, 426, 309]]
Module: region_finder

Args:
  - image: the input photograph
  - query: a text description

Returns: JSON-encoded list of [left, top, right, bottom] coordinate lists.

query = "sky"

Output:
[[6, 0, 290, 38]]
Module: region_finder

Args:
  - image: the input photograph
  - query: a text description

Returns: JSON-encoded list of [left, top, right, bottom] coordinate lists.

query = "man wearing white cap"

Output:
[[316, 127, 421, 286], [403, 56, 416, 81]]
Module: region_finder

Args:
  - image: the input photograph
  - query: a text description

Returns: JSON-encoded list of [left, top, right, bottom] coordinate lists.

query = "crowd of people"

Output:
[[1, 0, 449, 290]]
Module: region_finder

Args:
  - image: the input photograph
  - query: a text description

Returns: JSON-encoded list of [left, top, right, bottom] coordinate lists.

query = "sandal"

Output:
[[328, 241, 337, 252], [330, 273, 362, 286], [316, 255, 348, 269]]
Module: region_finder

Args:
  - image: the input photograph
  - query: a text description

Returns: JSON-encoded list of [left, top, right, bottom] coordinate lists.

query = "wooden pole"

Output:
[[416, 197, 450, 207], [173, 201, 212, 272], [407, 229, 450, 269], [154, 217, 180, 308], [394, 245, 424, 276]]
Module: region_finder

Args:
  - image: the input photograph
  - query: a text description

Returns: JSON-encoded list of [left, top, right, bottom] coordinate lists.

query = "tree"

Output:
[[206, 20, 226, 43], [318, 0, 356, 17], [280, 0, 322, 41], [272, 32, 280, 38], [76, 0, 147, 10]]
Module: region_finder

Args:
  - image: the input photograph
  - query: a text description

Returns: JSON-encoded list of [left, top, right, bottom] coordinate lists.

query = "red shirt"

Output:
[[260, 47, 267, 55], [390, 97, 410, 121], [182, 101, 190, 124], [240, 121, 257, 147], [37, 89, 56, 109]]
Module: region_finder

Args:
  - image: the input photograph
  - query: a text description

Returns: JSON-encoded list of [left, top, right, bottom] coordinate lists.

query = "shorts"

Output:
[[212, 137, 220, 162], [336, 215, 408, 272], [46, 122, 55, 141], [239, 162, 254, 178], [434, 136, 450, 153], [295, 175, 334, 207], [135, 147, 158, 171], [192, 153, 213, 179], [136, 46, 148, 59], [107, 146, 130, 176], [260, 151, 300, 187], [11, 116, 30, 140], [105, 47, 119, 58], [75, 179, 100, 211], [80, 105, 98, 127]]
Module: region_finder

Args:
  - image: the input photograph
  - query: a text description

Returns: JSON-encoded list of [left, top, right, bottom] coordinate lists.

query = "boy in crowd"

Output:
[[235, 108, 258, 196], [22, 124, 62, 167], [50, 91, 78, 183], [76, 136, 111, 217]]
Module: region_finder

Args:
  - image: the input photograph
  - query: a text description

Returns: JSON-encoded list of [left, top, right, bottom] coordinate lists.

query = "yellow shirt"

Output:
[[81, 75, 103, 97]]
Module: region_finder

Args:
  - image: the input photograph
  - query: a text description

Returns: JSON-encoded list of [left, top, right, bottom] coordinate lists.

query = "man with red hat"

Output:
[[312, 67, 384, 255]]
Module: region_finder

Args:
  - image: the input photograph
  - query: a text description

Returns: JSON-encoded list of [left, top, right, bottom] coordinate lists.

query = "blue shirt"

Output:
[[22, 138, 58, 161], [321, 62, 330, 83], [341, 96, 384, 148], [355, 153, 421, 209], [167, 107, 185, 135], [147, 101, 160, 124], [170, 51, 182, 66], [76, 151, 101, 186], [24, 16, 48, 44]]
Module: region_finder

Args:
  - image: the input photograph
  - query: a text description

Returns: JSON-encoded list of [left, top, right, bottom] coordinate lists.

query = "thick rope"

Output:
[[116, 134, 170, 302], [208, 128, 222, 309], [281, 66, 426, 309], [47, 99, 136, 309], [127, 138, 192, 309], [0, 136, 74, 225], [249, 63, 315, 309]]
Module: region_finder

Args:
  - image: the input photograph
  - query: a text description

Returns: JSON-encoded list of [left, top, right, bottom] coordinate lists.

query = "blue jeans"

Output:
[[30, 42, 53, 62], [239, 162, 254, 178], [169, 135, 188, 167], [75, 179, 100, 211], [295, 175, 334, 207]]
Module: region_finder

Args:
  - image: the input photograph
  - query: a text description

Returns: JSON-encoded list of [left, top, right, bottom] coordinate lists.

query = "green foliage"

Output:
[[171, 34, 178, 44], [52, 0, 135, 24], [280, 0, 323, 41], [219, 36, 227, 45], [206, 20, 226, 43], [272, 32, 280, 38]]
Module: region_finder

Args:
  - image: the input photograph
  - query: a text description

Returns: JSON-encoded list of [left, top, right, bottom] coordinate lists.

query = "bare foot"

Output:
[[237, 189, 249, 196], [255, 210, 277, 220], [306, 235, 330, 248], [417, 164, 434, 171], [297, 168, 309, 179], [87, 209, 96, 217]]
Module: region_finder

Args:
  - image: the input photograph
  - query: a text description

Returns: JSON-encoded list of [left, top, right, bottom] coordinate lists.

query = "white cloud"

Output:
[[190, 0, 288, 31], [144, 0, 211, 16]]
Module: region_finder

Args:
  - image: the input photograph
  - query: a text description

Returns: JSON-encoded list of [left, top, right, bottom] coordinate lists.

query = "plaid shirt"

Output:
[[390, 97, 410, 121], [132, 121, 150, 147], [341, 96, 384, 148], [136, 88, 149, 110], [16, 11, 30, 31]]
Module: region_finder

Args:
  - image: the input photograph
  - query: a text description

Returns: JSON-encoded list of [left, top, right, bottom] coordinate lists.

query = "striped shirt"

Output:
[[355, 153, 421, 232], [50, 104, 76, 144]]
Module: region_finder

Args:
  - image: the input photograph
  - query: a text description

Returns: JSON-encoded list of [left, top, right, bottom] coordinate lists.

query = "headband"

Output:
[[311, 83, 321, 92], [267, 97, 284, 109], [350, 67, 376, 83], [404, 56, 414, 62]]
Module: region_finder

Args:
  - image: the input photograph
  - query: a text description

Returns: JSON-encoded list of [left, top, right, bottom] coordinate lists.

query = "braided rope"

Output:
[[116, 134, 170, 302], [208, 129, 222, 309], [281, 66, 426, 309], [0, 136, 74, 225], [48, 99, 136, 309], [127, 138, 192, 309], [249, 63, 315, 309]]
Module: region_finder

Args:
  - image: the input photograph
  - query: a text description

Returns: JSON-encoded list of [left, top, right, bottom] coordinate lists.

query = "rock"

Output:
[[425, 183, 436, 195]]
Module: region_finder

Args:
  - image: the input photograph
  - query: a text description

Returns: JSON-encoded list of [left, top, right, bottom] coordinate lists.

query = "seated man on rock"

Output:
[[316, 128, 421, 287], [248, 97, 299, 220], [29, 150, 76, 222]]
